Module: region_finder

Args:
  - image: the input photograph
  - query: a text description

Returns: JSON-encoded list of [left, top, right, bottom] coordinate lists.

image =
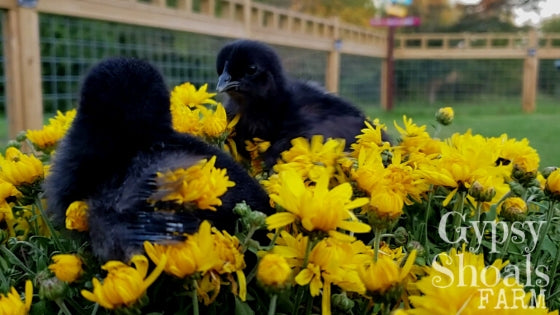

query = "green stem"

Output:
[[452, 191, 467, 248], [548, 247, 560, 293], [242, 226, 258, 251], [534, 200, 556, 258], [432, 123, 442, 138], [55, 299, 72, 315], [0, 245, 35, 276], [500, 222, 513, 259], [192, 278, 199, 315], [292, 237, 316, 315], [373, 227, 384, 262], [423, 186, 434, 250], [268, 294, 278, 315], [474, 201, 482, 222], [35, 199, 65, 252], [301, 237, 315, 269], [304, 295, 313, 315], [468, 201, 483, 253]]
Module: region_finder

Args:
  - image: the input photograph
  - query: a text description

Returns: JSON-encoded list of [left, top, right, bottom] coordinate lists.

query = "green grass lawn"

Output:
[[363, 95, 560, 170]]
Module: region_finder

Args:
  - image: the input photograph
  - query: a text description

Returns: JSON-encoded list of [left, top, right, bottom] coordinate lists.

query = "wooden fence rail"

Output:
[[1, 0, 560, 138]]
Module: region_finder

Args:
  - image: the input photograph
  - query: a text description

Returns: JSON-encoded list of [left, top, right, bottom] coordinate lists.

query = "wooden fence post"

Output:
[[381, 26, 395, 111], [325, 17, 340, 94], [3, 3, 43, 139], [243, 0, 252, 37], [522, 28, 538, 113]]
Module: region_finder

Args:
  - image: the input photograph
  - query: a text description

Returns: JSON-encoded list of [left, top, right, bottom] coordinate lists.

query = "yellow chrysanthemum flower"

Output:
[[295, 237, 370, 315], [418, 131, 510, 206], [394, 115, 442, 157], [274, 135, 346, 182], [0, 147, 44, 187], [26, 109, 76, 152], [351, 120, 391, 156], [257, 253, 292, 289], [144, 221, 219, 278], [170, 82, 229, 138], [0, 280, 32, 315], [0, 181, 21, 232], [269, 231, 310, 270], [353, 149, 427, 221], [266, 169, 370, 236], [144, 221, 246, 301], [81, 255, 166, 310], [359, 250, 417, 295], [408, 246, 555, 315], [48, 254, 83, 283], [65, 201, 89, 232], [171, 104, 203, 134], [150, 156, 235, 211], [199, 104, 228, 138], [491, 134, 540, 176], [171, 82, 217, 109]]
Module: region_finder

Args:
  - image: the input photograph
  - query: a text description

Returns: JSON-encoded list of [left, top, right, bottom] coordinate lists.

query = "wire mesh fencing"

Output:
[[0, 11, 558, 145]]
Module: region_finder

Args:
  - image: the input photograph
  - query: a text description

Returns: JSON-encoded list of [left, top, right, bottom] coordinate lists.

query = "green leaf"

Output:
[[234, 296, 255, 315]]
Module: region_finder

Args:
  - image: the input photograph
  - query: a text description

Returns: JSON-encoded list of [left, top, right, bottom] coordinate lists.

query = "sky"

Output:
[[455, 0, 560, 25]]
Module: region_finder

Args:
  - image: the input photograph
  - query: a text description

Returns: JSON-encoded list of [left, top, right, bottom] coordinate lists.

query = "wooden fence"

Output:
[[1, 0, 560, 138]]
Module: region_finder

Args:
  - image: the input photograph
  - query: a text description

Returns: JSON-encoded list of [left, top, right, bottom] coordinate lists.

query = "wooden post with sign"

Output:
[[372, 16, 420, 111], [522, 29, 538, 113], [381, 26, 395, 111]]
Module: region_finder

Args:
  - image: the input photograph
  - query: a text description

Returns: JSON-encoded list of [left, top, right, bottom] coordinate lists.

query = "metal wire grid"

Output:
[[40, 14, 233, 113], [538, 59, 560, 100], [393, 59, 525, 106], [340, 54, 382, 108], [0, 13, 557, 119]]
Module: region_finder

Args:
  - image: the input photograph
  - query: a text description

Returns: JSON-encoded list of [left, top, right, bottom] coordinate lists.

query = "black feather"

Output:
[[44, 57, 272, 261], [216, 39, 389, 168]]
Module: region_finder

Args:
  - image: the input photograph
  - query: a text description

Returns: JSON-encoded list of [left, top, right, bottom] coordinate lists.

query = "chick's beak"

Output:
[[217, 61, 240, 93], [216, 70, 232, 93]]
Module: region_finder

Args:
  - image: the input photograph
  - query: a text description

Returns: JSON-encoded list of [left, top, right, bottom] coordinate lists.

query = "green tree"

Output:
[[255, 0, 377, 26], [542, 16, 560, 33]]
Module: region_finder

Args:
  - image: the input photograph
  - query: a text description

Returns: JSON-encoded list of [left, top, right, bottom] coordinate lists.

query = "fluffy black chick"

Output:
[[44, 57, 272, 261], [216, 39, 387, 168]]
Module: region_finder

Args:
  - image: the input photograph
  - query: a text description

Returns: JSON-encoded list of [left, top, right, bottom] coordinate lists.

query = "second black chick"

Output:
[[44, 57, 272, 261], [216, 39, 386, 169]]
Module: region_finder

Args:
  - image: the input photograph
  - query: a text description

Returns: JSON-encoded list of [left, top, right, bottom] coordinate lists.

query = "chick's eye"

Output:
[[246, 65, 258, 75]]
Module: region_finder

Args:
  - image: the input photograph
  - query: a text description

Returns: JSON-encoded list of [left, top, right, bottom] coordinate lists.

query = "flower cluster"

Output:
[[0, 82, 558, 315]]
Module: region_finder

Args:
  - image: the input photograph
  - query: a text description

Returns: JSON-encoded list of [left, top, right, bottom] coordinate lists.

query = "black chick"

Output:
[[44, 57, 272, 261], [216, 39, 387, 168]]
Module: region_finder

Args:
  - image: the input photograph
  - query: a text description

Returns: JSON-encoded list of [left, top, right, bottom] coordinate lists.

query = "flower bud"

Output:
[[381, 150, 393, 167], [332, 293, 355, 312], [5, 140, 21, 150], [393, 226, 409, 247], [512, 164, 537, 185], [256, 253, 291, 291], [501, 197, 527, 222], [545, 168, 560, 201], [407, 241, 425, 257], [233, 201, 252, 217], [38, 276, 68, 301], [15, 131, 27, 142], [435, 107, 454, 126], [468, 181, 496, 202]]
